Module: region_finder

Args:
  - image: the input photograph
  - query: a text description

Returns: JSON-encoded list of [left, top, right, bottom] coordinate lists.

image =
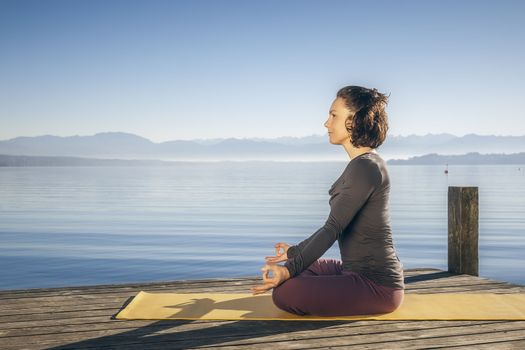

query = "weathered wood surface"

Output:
[[448, 186, 479, 276], [1, 268, 525, 350]]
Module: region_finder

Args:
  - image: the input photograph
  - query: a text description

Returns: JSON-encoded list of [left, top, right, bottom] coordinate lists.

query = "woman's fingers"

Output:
[[251, 282, 274, 295], [265, 257, 285, 266], [265, 255, 282, 263], [252, 264, 281, 295], [251, 286, 269, 295], [261, 266, 267, 278], [262, 265, 280, 284], [265, 256, 280, 262], [261, 266, 271, 282], [261, 266, 270, 282]]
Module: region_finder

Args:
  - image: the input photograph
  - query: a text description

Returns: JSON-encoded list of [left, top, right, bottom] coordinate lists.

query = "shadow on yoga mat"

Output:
[[113, 291, 525, 321]]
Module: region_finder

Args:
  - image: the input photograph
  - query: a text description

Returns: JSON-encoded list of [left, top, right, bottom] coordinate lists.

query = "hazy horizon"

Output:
[[2, 130, 525, 143]]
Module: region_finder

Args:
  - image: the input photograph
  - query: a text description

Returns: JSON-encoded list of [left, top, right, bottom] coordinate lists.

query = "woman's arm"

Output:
[[286, 227, 323, 259], [285, 160, 382, 278]]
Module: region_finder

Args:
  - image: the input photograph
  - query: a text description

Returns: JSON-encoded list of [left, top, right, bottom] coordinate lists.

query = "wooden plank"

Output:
[[421, 339, 525, 350], [0, 270, 524, 325], [1, 319, 524, 349], [3, 319, 445, 338], [1, 282, 523, 319], [448, 186, 479, 276], [0, 278, 259, 300], [1, 276, 522, 313], [1, 269, 524, 350], [0, 275, 522, 310]]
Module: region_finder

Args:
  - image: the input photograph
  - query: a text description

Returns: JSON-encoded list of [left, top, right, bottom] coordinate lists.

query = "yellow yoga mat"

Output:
[[113, 291, 525, 321]]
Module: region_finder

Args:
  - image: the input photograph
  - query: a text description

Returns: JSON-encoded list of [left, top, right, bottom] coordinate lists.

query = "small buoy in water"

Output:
[[444, 163, 449, 174]]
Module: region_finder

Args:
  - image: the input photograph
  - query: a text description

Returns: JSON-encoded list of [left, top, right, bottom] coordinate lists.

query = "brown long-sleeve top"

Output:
[[284, 152, 405, 290]]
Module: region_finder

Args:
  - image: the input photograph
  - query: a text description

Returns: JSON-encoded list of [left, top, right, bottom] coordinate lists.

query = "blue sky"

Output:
[[1, 0, 524, 142]]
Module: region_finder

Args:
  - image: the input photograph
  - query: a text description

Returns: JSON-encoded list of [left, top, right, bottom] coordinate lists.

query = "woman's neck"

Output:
[[343, 142, 377, 161]]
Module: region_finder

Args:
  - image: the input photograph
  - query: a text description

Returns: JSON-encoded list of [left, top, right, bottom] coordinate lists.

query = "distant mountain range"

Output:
[[0, 131, 524, 164]]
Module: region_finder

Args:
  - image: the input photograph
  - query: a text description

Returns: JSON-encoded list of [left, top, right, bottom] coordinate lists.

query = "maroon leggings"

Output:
[[272, 258, 404, 317]]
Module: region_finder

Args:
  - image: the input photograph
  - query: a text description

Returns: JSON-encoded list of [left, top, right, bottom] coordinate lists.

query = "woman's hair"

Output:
[[336, 85, 390, 148]]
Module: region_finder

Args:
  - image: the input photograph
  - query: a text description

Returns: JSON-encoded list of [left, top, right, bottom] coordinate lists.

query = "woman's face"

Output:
[[324, 97, 354, 145]]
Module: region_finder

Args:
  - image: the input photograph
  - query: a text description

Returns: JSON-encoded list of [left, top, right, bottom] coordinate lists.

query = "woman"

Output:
[[250, 85, 405, 317]]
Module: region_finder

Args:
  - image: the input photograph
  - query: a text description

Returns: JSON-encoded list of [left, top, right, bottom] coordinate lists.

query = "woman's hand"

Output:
[[265, 242, 290, 264], [250, 264, 291, 295]]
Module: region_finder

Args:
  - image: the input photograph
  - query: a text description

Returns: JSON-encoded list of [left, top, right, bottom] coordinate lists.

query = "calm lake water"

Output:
[[1, 162, 524, 291]]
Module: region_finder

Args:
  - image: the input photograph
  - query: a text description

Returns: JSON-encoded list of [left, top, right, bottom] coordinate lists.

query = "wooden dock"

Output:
[[1, 268, 525, 350], [2, 188, 524, 349]]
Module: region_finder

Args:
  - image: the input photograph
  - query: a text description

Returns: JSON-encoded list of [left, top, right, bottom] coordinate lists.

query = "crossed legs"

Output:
[[272, 258, 403, 316]]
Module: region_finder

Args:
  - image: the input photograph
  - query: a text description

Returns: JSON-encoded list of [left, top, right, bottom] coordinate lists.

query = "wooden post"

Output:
[[448, 186, 479, 276]]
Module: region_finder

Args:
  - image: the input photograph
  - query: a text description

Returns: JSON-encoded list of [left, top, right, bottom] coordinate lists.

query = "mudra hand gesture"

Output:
[[251, 242, 292, 295], [265, 242, 290, 263]]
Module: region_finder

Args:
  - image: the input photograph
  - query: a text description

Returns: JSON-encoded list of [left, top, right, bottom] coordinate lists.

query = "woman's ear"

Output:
[[345, 113, 355, 132]]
